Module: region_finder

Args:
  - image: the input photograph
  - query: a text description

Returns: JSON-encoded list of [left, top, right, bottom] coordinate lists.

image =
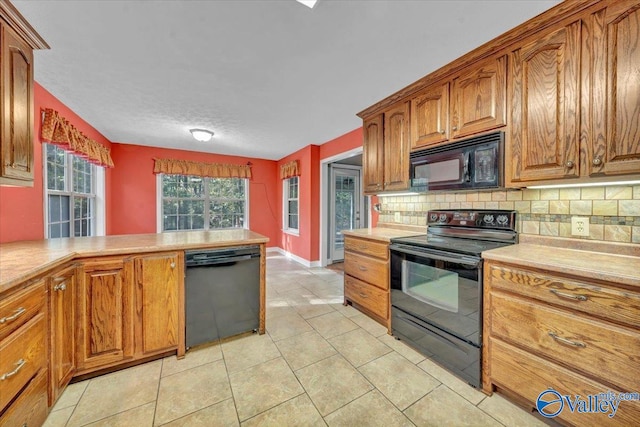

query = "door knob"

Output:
[[592, 157, 602, 166], [565, 160, 574, 168]]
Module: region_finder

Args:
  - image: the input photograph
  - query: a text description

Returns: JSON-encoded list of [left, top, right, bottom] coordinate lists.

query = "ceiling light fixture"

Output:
[[190, 129, 214, 142], [296, 0, 318, 9]]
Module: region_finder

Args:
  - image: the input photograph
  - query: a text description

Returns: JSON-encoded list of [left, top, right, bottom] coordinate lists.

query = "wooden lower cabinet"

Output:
[[133, 252, 181, 357], [0, 368, 48, 427], [483, 260, 640, 426], [343, 236, 390, 329], [48, 264, 76, 405], [76, 257, 134, 374]]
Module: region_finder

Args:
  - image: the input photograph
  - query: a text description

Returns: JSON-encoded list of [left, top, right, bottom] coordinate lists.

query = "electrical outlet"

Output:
[[394, 212, 401, 222], [571, 216, 590, 237]]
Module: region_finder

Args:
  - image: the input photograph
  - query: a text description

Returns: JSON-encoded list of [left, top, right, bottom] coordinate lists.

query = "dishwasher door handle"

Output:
[[188, 254, 255, 266]]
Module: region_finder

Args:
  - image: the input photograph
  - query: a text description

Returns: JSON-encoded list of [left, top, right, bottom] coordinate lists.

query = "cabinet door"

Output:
[[383, 102, 410, 192], [510, 22, 581, 183], [410, 83, 449, 149], [0, 20, 34, 186], [49, 265, 76, 405], [76, 258, 134, 373], [133, 253, 180, 356], [589, 2, 640, 176], [363, 115, 384, 194], [451, 55, 506, 139]]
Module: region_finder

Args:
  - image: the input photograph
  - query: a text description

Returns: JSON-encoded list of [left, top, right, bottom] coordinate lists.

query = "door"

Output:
[[133, 252, 180, 356], [49, 265, 76, 404], [362, 114, 384, 194], [589, 2, 640, 176], [383, 102, 411, 191], [510, 22, 581, 183], [330, 166, 363, 262], [76, 257, 134, 373], [411, 82, 450, 149]]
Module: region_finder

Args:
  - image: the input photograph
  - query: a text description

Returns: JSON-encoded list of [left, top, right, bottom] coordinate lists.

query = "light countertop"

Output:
[[482, 235, 640, 288], [0, 229, 269, 293], [342, 227, 424, 243]]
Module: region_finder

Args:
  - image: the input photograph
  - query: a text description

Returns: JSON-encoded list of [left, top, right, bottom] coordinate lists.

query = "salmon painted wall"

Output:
[[277, 145, 319, 261], [109, 144, 279, 246], [0, 83, 114, 243], [319, 127, 362, 160]]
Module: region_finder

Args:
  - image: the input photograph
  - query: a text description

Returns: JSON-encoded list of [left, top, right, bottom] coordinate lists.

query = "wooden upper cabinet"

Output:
[[49, 264, 76, 405], [363, 115, 384, 194], [0, 20, 34, 186], [133, 253, 180, 356], [588, 2, 640, 176], [451, 55, 506, 139], [383, 102, 410, 192], [510, 21, 581, 183], [76, 258, 134, 373], [410, 82, 449, 149]]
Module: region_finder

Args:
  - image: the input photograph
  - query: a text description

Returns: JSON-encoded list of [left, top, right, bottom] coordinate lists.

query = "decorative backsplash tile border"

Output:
[[378, 185, 640, 244]]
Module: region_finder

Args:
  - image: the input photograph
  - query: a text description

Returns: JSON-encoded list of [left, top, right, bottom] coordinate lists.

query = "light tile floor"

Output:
[[44, 254, 547, 427]]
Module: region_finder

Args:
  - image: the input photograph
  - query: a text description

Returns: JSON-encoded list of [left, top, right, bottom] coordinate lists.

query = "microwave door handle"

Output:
[[464, 152, 470, 182]]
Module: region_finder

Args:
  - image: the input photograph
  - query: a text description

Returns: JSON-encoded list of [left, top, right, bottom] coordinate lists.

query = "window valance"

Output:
[[153, 158, 252, 179], [41, 108, 114, 168], [280, 160, 299, 179]]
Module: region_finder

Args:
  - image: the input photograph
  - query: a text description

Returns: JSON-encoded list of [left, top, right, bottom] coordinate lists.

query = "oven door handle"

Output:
[[389, 244, 481, 267]]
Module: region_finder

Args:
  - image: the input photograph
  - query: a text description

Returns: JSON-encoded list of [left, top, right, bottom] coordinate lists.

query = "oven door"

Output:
[[389, 244, 482, 346]]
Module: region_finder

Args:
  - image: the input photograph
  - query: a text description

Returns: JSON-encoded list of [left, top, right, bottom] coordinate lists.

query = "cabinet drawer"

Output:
[[0, 368, 48, 427], [487, 264, 640, 327], [490, 292, 640, 393], [0, 313, 46, 412], [345, 275, 388, 320], [490, 337, 640, 427], [344, 237, 388, 260], [0, 281, 46, 341], [344, 252, 388, 290]]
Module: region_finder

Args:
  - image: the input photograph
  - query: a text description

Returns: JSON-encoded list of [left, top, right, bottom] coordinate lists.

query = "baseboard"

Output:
[[268, 247, 321, 268]]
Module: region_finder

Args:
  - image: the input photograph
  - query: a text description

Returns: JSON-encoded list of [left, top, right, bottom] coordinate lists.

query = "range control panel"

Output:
[[427, 209, 516, 230]]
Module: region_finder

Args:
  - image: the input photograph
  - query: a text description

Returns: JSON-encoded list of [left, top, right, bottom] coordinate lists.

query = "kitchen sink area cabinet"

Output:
[[586, 1, 640, 177], [0, 278, 48, 427], [133, 252, 182, 358], [450, 55, 507, 140], [0, 1, 48, 187], [509, 21, 582, 184], [343, 235, 391, 329], [76, 257, 135, 375], [48, 264, 76, 405], [362, 114, 384, 194], [483, 258, 640, 426]]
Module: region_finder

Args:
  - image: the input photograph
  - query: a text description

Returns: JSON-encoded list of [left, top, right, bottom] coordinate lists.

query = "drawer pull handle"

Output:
[[359, 292, 368, 299], [0, 359, 26, 380], [550, 289, 587, 301], [548, 332, 586, 348], [0, 307, 26, 324], [358, 266, 367, 271]]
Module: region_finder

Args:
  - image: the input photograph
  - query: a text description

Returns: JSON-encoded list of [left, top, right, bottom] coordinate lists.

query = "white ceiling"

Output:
[[14, 0, 560, 161]]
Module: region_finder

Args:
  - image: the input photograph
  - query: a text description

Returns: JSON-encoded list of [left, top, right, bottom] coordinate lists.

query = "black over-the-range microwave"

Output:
[[410, 131, 504, 192]]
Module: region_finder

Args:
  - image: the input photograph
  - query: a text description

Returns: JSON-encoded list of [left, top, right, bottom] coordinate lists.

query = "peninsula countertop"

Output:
[[0, 229, 269, 293], [341, 227, 424, 243]]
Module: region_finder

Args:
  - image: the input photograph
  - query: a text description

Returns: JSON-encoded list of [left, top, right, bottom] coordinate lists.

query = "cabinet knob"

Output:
[[592, 157, 602, 166], [170, 262, 176, 269], [565, 160, 574, 169], [54, 283, 67, 291], [439, 130, 446, 134], [452, 126, 458, 131]]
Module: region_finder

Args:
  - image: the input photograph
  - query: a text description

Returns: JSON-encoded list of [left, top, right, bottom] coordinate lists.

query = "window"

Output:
[[160, 175, 248, 231], [45, 144, 102, 238], [283, 176, 299, 233]]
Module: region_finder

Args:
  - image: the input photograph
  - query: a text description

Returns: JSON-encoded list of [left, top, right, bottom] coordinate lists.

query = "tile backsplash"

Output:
[[378, 185, 640, 244]]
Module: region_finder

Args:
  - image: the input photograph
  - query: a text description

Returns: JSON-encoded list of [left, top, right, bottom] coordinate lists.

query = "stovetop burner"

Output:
[[391, 209, 518, 257]]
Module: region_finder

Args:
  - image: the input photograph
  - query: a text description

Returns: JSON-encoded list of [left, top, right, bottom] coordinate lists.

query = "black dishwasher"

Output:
[[185, 245, 261, 348]]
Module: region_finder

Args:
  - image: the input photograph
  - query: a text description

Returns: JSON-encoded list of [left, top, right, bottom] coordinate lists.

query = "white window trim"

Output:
[[282, 176, 299, 236], [156, 173, 249, 233], [43, 144, 106, 238]]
